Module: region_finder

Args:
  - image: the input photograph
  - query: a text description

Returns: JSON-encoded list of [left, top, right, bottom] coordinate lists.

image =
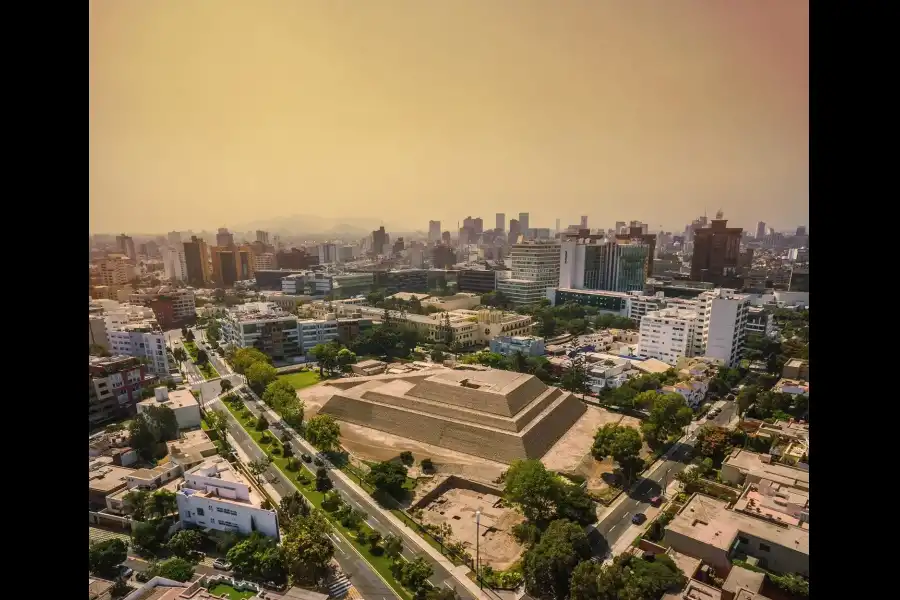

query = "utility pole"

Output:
[[475, 510, 482, 590]]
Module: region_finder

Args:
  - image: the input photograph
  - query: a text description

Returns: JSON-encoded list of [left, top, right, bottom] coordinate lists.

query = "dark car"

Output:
[[649, 496, 662, 507], [301, 453, 312, 463], [631, 513, 647, 525]]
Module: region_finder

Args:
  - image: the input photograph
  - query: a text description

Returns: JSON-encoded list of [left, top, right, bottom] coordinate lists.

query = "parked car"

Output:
[[262, 581, 287, 592], [118, 566, 134, 579], [301, 454, 312, 463], [313, 457, 324, 467], [213, 559, 232, 571], [649, 496, 662, 507], [631, 513, 647, 525]]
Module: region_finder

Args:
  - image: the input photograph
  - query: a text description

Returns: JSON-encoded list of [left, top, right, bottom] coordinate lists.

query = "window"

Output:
[[737, 536, 748, 545], [759, 543, 771, 552]]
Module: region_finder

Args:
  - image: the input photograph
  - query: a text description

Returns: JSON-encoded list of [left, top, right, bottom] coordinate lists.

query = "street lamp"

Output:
[[475, 510, 482, 590]]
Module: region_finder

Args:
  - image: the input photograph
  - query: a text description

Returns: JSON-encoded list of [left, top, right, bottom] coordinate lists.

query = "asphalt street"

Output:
[[594, 400, 739, 553], [230, 389, 477, 600], [210, 396, 400, 600]]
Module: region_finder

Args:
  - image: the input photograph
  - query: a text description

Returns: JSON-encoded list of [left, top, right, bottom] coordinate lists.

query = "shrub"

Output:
[[399, 451, 414, 465], [420, 458, 434, 473], [256, 414, 269, 431]]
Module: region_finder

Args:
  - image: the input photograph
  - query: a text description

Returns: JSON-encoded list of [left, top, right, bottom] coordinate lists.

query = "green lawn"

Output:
[[183, 341, 199, 360], [277, 370, 322, 390], [207, 583, 257, 600], [219, 397, 414, 600]]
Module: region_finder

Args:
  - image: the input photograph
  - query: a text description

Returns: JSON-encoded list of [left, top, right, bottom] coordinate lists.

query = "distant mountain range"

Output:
[[233, 214, 396, 237]]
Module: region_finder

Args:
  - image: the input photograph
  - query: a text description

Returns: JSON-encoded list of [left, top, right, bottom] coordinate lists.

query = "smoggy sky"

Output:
[[90, 0, 808, 235]]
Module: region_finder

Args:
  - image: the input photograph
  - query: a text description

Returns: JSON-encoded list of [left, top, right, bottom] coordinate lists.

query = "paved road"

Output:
[[227, 388, 477, 599], [595, 401, 738, 553], [209, 396, 400, 600]]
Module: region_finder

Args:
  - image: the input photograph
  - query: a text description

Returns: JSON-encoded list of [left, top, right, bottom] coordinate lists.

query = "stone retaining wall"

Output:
[[411, 474, 507, 510]]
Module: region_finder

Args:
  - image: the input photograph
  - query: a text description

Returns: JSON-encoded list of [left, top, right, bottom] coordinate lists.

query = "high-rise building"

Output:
[[98, 256, 137, 286], [253, 252, 276, 271], [167, 231, 182, 247], [318, 243, 338, 264], [509, 242, 561, 287], [116, 234, 136, 261], [211, 245, 254, 286], [580, 216, 588, 229], [372, 227, 388, 255], [276, 248, 319, 270], [496, 213, 506, 232], [756, 222, 767, 239], [441, 231, 452, 244], [216, 228, 234, 247], [256, 230, 270, 245], [691, 218, 743, 285], [615, 221, 626, 234], [556, 218, 561, 233], [508, 219, 521, 244], [559, 234, 649, 293], [795, 226, 806, 237], [518, 213, 530, 235], [161, 246, 188, 281], [615, 226, 657, 278], [183, 236, 211, 287], [429, 220, 442, 243], [432, 245, 457, 269]]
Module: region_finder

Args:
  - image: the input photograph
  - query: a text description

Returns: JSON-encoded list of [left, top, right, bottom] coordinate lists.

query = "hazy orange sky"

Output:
[[89, 0, 808, 235]]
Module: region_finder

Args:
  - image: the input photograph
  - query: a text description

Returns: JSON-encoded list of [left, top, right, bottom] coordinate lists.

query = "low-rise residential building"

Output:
[[745, 307, 774, 337], [664, 493, 808, 576], [137, 387, 201, 430], [176, 456, 279, 539], [126, 462, 183, 491], [781, 358, 809, 381], [129, 287, 196, 327], [720, 449, 809, 490], [489, 335, 546, 357], [166, 429, 218, 471], [89, 462, 135, 508], [773, 378, 809, 396], [662, 379, 709, 409], [89, 355, 151, 427]]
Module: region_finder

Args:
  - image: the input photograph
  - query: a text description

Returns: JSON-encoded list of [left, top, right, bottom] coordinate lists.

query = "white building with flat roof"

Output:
[[637, 308, 699, 366], [137, 388, 201, 430], [176, 456, 279, 539]]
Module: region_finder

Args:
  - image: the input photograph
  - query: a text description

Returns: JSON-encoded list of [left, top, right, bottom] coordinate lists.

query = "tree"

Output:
[[641, 393, 693, 445], [197, 349, 209, 364], [144, 489, 178, 520], [421, 458, 435, 473], [232, 347, 271, 374], [149, 557, 195, 582], [695, 426, 732, 465], [315, 467, 333, 492], [591, 424, 644, 482], [398, 556, 434, 592], [227, 532, 280, 579], [305, 415, 341, 452], [263, 379, 298, 412], [256, 413, 269, 431], [184, 329, 195, 342], [561, 358, 590, 397], [166, 530, 203, 558], [247, 361, 278, 392], [128, 416, 158, 461], [504, 459, 561, 523], [736, 385, 759, 416], [568, 318, 589, 335], [205, 409, 229, 441], [279, 492, 311, 528], [249, 456, 272, 484], [123, 489, 149, 521], [522, 519, 591, 600], [367, 461, 409, 498], [430, 348, 446, 363], [206, 319, 221, 342], [556, 483, 598, 526], [110, 577, 131, 599], [173, 347, 187, 362], [90, 343, 112, 357], [399, 451, 414, 465], [131, 520, 170, 555], [282, 510, 335, 586], [368, 531, 382, 550], [89, 539, 128, 577], [311, 343, 340, 376], [220, 379, 233, 394], [383, 533, 403, 559], [145, 405, 180, 442], [509, 351, 530, 373], [337, 348, 358, 372]]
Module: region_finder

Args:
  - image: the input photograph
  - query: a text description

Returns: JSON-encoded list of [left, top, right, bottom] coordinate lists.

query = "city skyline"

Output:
[[90, 0, 808, 235]]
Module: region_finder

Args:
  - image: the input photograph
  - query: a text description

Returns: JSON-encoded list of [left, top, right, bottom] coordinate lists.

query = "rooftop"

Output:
[[138, 389, 198, 411], [668, 493, 809, 555], [724, 449, 809, 488], [631, 358, 673, 374], [88, 465, 135, 493], [722, 565, 766, 596]]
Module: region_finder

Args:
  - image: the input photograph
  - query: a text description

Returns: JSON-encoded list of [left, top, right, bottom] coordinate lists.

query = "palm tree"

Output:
[[123, 489, 149, 520], [145, 490, 177, 520]]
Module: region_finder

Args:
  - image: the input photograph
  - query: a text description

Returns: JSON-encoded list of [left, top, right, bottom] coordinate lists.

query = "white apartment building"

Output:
[[99, 256, 136, 286], [221, 302, 303, 360], [637, 289, 750, 368], [637, 308, 700, 366], [161, 246, 188, 282], [176, 457, 280, 539], [496, 277, 550, 306], [318, 243, 338, 264], [169, 289, 197, 322], [137, 388, 201, 429], [107, 325, 170, 377]]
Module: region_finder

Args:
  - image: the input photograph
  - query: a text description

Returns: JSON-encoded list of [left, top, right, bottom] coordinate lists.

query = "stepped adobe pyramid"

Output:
[[319, 367, 586, 464]]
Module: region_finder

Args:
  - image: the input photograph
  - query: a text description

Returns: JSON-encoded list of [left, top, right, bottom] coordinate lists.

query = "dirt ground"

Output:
[[298, 382, 508, 483], [420, 487, 526, 571]]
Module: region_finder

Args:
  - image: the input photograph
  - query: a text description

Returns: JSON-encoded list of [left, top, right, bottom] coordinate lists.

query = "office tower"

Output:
[[318, 243, 337, 264], [409, 244, 425, 268], [211, 245, 255, 287], [428, 220, 442, 243], [615, 221, 626, 234], [559, 234, 649, 293], [795, 226, 806, 236], [116, 234, 136, 261], [183, 236, 211, 287], [615, 226, 657, 278], [509, 241, 561, 287], [691, 218, 743, 285], [216, 228, 234, 247], [275, 247, 319, 269], [508, 219, 521, 244], [167, 231, 182, 247], [432, 244, 457, 269], [556, 218, 561, 234], [392, 237, 405, 255], [518, 212, 530, 235], [372, 227, 388, 255], [756, 222, 767, 239], [161, 245, 188, 281], [580, 216, 588, 229], [256, 230, 270, 245], [496, 213, 506, 231]]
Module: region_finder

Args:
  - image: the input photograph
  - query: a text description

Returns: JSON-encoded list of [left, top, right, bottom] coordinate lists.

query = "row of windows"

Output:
[[216, 507, 238, 516]]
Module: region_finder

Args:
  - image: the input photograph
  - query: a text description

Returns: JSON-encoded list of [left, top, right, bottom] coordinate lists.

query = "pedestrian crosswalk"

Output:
[[327, 573, 361, 599]]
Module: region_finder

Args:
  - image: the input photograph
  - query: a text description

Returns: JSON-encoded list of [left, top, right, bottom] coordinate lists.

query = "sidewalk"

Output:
[[249, 392, 496, 600], [605, 479, 683, 562]]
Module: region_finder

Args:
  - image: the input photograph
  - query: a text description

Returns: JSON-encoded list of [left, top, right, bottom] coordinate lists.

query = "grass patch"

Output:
[[277, 370, 322, 390], [207, 583, 257, 600], [219, 396, 414, 600], [183, 341, 199, 360]]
